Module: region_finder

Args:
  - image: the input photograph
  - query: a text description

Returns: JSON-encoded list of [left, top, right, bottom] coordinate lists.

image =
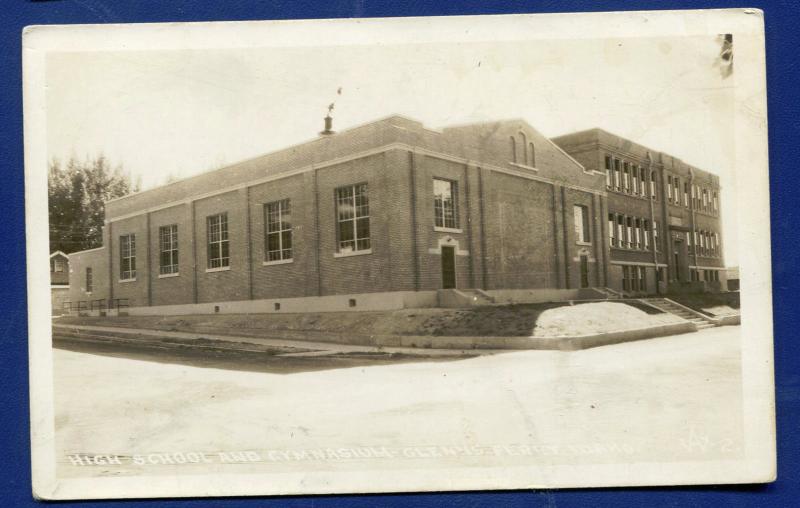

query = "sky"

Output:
[[45, 35, 737, 264]]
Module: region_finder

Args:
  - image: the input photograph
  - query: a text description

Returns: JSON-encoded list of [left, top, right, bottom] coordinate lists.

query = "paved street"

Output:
[[54, 325, 743, 478]]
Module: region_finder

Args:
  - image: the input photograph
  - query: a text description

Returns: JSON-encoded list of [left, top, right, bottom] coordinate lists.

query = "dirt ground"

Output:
[[55, 301, 679, 339]]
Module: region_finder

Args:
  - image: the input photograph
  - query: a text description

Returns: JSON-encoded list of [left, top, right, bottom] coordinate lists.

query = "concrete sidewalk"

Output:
[[52, 323, 504, 357]]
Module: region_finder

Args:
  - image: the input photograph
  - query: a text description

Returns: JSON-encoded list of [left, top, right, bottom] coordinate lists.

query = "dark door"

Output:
[[441, 246, 456, 289], [579, 255, 589, 288]]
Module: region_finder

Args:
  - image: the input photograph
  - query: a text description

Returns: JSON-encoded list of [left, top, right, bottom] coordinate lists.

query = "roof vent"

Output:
[[320, 88, 342, 136], [320, 111, 335, 136]]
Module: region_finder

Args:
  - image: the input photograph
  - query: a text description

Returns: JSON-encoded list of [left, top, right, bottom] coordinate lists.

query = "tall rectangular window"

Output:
[[604, 156, 612, 189], [639, 167, 647, 196], [715, 232, 720, 256], [643, 220, 650, 249], [207, 213, 230, 269], [702, 188, 709, 209], [622, 265, 630, 291], [336, 183, 371, 253], [86, 267, 93, 293], [623, 163, 630, 193], [640, 266, 647, 291], [608, 213, 616, 247], [614, 159, 621, 190], [684, 182, 689, 207], [667, 176, 673, 202], [159, 224, 179, 275], [573, 205, 590, 243], [673, 177, 680, 203], [616, 215, 624, 249], [713, 191, 719, 212], [632, 167, 639, 194], [634, 218, 641, 249], [650, 173, 656, 200], [626, 217, 633, 248], [119, 234, 136, 280], [264, 200, 292, 262], [653, 221, 659, 251], [433, 179, 459, 229]]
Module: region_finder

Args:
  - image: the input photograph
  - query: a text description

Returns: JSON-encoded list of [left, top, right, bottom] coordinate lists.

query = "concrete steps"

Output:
[[642, 298, 717, 330]]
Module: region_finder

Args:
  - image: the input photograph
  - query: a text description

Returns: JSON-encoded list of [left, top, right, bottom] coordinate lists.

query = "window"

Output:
[[434, 179, 459, 230], [631, 266, 639, 292], [265, 199, 292, 262], [653, 221, 659, 251], [207, 213, 230, 269], [639, 167, 647, 196], [85, 267, 92, 293], [684, 182, 689, 207], [673, 177, 680, 203], [614, 159, 621, 190], [159, 225, 179, 275], [119, 234, 136, 280], [509, 136, 517, 163], [667, 176, 673, 202], [622, 266, 630, 291], [616, 215, 624, 248], [715, 232, 720, 256], [650, 173, 656, 199], [634, 218, 641, 249], [640, 266, 647, 291], [643, 220, 650, 249], [519, 132, 528, 165], [608, 213, 616, 247], [528, 142, 536, 167], [702, 188, 709, 210], [623, 163, 630, 193], [53, 258, 64, 272], [573, 205, 590, 243], [336, 183, 371, 253], [692, 185, 697, 208], [632, 167, 639, 194], [713, 191, 719, 212], [605, 156, 613, 189], [626, 217, 633, 248]]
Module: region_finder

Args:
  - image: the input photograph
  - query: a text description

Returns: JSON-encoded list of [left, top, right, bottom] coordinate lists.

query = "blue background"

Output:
[[2, 1, 797, 506]]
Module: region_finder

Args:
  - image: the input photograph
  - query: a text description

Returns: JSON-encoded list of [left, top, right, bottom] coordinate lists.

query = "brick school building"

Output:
[[66, 115, 725, 314]]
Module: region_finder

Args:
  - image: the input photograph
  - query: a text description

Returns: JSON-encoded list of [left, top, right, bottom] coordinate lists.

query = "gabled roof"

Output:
[[50, 251, 68, 259]]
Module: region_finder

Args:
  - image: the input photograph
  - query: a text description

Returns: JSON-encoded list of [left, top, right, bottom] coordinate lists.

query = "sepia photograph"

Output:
[[23, 9, 774, 500]]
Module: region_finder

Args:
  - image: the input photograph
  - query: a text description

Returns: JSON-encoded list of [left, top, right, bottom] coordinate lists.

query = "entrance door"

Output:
[[441, 246, 456, 289], [579, 255, 589, 288]]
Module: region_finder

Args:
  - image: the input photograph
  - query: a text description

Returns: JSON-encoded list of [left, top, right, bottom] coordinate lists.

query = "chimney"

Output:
[[320, 114, 335, 136]]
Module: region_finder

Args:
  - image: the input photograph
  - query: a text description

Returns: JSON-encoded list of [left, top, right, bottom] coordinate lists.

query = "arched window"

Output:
[[518, 132, 528, 165], [528, 142, 536, 167], [509, 136, 517, 163]]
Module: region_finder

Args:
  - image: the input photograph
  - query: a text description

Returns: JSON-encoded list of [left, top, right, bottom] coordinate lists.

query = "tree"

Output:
[[48, 155, 138, 253]]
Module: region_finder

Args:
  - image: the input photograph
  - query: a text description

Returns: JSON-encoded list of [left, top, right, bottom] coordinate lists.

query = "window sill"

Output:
[[263, 258, 293, 266], [118, 278, 136, 283], [434, 226, 463, 234], [509, 162, 538, 172], [206, 266, 231, 273], [158, 272, 180, 279], [575, 241, 592, 247], [334, 249, 372, 258]]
